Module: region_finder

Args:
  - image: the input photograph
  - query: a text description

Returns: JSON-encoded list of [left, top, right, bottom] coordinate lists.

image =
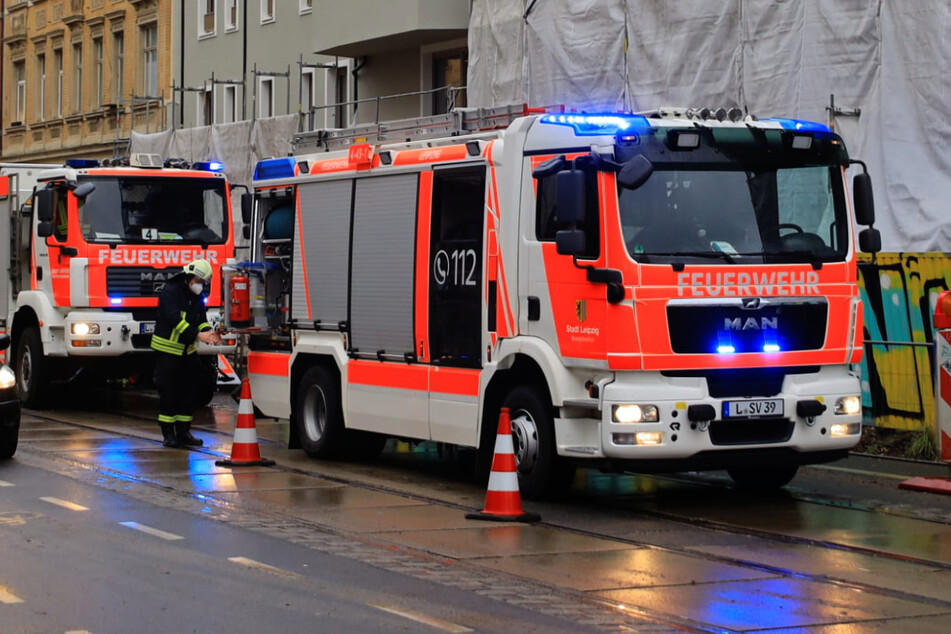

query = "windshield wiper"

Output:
[[636, 251, 738, 264]]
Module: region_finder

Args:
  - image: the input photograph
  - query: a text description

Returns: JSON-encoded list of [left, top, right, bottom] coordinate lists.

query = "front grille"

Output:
[[106, 267, 181, 298], [709, 418, 794, 445], [667, 300, 827, 354]]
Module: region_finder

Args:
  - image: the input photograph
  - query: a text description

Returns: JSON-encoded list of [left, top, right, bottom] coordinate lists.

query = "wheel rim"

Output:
[[18, 344, 33, 396], [302, 383, 327, 442], [510, 408, 539, 474]]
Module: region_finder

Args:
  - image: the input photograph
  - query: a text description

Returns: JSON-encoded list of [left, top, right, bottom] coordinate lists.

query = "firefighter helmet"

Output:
[[183, 259, 213, 282]]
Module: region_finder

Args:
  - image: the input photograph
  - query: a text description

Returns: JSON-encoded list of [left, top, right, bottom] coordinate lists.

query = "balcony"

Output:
[[313, 0, 468, 57]]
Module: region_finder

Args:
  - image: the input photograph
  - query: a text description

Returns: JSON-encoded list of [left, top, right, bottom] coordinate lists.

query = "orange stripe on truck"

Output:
[[247, 351, 290, 377]]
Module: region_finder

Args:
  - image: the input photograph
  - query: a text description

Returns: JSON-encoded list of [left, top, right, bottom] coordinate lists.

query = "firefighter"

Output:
[[150, 259, 223, 447]]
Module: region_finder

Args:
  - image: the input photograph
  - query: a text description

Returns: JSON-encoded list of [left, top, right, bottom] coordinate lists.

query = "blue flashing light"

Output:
[[540, 113, 650, 136], [766, 117, 831, 134], [109, 297, 123, 305], [193, 161, 225, 172], [65, 158, 101, 169], [253, 157, 296, 181], [717, 345, 736, 355], [763, 344, 781, 353]]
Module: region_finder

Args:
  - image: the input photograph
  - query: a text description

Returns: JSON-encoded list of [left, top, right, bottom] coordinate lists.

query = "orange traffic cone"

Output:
[[216, 378, 275, 467], [466, 407, 540, 523]]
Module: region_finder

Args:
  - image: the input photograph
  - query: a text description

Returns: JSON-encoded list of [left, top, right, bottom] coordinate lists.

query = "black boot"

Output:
[[176, 423, 203, 447], [160, 423, 179, 448]]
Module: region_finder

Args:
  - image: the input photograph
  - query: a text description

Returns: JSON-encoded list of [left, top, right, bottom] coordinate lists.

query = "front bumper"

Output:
[[0, 394, 21, 427], [556, 365, 862, 464], [65, 311, 237, 356]]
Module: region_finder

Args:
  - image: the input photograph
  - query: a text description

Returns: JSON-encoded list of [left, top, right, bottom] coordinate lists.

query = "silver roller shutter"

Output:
[[291, 180, 353, 326], [349, 174, 418, 358]]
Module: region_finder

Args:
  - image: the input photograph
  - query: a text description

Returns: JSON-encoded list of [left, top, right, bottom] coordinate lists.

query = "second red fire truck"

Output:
[[240, 105, 879, 498]]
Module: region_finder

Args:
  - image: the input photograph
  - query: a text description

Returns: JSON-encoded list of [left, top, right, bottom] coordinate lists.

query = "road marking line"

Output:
[[227, 556, 301, 579], [369, 603, 473, 633], [40, 497, 90, 512], [119, 521, 184, 541], [0, 480, 13, 487], [0, 585, 24, 604]]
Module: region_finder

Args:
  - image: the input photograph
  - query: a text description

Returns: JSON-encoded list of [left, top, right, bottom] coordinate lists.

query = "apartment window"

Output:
[[37, 54, 46, 120], [258, 77, 273, 117], [223, 85, 237, 123], [54, 49, 63, 118], [93, 37, 103, 107], [301, 68, 314, 114], [433, 51, 467, 115], [260, 0, 274, 23], [200, 0, 216, 37], [331, 64, 349, 127], [113, 31, 124, 103], [299, 0, 312, 13], [225, 0, 239, 31], [142, 23, 158, 96], [73, 44, 83, 113], [14, 62, 26, 123], [199, 88, 213, 126]]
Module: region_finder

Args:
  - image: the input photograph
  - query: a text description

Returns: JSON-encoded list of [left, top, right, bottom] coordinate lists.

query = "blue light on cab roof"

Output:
[[540, 113, 650, 136], [253, 157, 296, 181], [766, 117, 831, 134], [193, 161, 225, 172]]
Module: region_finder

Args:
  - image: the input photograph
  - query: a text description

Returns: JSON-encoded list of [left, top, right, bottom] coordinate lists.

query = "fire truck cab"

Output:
[[243, 105, 878, 498], [1, 155, 236, 408]]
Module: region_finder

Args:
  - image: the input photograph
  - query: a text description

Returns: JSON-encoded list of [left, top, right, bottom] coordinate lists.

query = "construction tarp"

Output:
[[468, 0, 951, 252]]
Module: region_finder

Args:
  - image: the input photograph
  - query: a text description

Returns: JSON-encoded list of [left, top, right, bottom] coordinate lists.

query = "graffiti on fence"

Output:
[[858, 253, 951, 430]]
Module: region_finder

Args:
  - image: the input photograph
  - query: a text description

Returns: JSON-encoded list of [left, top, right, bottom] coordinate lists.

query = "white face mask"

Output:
[[190, 282, 205, 295]]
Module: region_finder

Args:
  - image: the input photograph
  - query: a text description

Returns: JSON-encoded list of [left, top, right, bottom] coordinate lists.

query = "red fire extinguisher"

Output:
[[230, 274, 251, 328]]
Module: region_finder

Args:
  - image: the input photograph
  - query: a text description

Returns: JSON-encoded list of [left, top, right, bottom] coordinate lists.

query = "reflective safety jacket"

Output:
[[150, 275, 211, 356]]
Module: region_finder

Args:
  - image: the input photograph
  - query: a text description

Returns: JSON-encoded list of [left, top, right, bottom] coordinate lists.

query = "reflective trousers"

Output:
[[154, 352, 201, 425]]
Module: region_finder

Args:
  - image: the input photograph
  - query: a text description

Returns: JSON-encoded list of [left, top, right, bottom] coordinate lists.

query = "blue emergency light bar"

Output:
[[253, 157, 297, 181], [540, 113, 650, 136], [766, 118, 831, 134], [193, 161, 225, 172], [65, 158, 101, 168]]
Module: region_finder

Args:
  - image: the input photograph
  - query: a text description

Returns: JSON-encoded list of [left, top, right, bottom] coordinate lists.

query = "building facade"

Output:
[[2, 0, 172, 162], [177, 0, 469, 130]]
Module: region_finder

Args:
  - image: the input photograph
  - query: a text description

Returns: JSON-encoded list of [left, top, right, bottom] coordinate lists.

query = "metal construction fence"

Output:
[[861, 339, 935, 431]]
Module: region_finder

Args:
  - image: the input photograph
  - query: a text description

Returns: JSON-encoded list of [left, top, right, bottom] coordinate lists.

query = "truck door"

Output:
[[424, 165, 485, 445]]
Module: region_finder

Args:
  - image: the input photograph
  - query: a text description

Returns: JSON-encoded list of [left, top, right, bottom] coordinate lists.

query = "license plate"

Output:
[[140, 322, 155, 334], [723, 399, 784, 418]]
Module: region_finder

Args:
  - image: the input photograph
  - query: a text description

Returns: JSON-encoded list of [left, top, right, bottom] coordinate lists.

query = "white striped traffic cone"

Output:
[[216, 377, 275, 467], [467, 407, 541, 522]]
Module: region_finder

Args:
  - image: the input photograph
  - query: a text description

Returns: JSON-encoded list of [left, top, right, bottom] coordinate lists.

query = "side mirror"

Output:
[[532, 155, 567, 179], [859, 227, 881, 253], [0, 333, 9, 352], [38, 221, 54, 237], [853, 172, 875, 226], [72, 181, 95, 199], [555, 170, 585, 225], [555, 229, 585, 256], [241, 192, 252, 224], [35, 189, 54, 222], [618, 155, 654, 190]]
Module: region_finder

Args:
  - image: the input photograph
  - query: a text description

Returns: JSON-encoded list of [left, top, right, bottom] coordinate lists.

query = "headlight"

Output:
[[834, 396, 861, 416], [0, 365, 15, 390], [71, 322, 100, 336], [613, 404, 659, 423], [613, 431, 664, 445], [830, 422, 861, 437]]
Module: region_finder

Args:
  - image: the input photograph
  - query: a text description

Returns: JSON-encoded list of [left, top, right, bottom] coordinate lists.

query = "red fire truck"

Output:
[[240, 105, 879, 498], [1, 155, 236, 408]]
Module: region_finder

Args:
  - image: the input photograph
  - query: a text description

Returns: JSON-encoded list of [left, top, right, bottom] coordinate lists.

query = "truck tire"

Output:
[[194, 356, 218, 408], [15, 326, 49, 409], [727, 464, 798, 490], [502, 385, 576, 500], [295, 365, 347, 458]]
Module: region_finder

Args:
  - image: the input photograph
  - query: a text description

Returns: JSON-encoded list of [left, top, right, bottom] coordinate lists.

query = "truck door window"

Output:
[[535, 170, 599, 259], [52, 188, 68, 241]]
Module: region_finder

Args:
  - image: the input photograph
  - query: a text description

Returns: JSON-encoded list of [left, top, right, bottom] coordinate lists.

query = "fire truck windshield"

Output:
[[78, 176, 228, 244], [615, 126, 850, 265]]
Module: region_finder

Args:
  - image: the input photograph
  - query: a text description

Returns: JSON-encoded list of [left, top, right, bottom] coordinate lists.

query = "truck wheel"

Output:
[[194, 357, 218, 408], [295, 365, 346, 458], [502, 385, 576, 500], [727, 464, 798, 490], [15, 326, 49, 409], [0, 414, 19, 460]]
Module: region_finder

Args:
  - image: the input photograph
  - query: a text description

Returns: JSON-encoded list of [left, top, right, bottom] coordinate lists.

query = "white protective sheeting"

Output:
[[468, 0, 951, 252]]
